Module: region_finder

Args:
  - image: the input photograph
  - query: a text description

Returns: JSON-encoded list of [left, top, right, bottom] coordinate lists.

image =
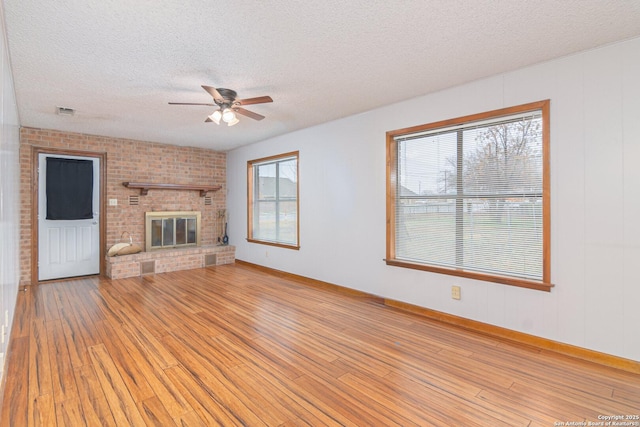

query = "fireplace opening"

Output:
[[145, 211, 201, 251]]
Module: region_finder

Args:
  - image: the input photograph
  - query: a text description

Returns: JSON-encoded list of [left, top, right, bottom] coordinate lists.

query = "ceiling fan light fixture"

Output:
[[209, 110, 222, 125], [222, 108, 236, 123], [227, 117, 240, 126]]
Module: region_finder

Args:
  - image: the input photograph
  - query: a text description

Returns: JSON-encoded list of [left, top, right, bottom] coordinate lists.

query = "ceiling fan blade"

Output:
[[201, 85, 224, 103], [236, 96, 273, 106], [169, 102, 215, 106], [234, 107, 265, 121]]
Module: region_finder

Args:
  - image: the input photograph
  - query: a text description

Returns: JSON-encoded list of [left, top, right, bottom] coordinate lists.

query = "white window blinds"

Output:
[[393, 110, 544, 282]]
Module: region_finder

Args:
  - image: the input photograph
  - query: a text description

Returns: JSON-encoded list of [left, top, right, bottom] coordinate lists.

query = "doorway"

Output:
[[32, 148, 106, 282]]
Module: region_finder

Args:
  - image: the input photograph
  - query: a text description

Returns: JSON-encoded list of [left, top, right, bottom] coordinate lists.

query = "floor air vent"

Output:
[[204, 254, 217, 267], [140, 261, 155, 275]]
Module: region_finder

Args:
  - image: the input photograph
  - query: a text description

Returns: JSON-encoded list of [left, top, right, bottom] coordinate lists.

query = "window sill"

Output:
[[246, 238, 300, 251], [385, 259, 553, 292]]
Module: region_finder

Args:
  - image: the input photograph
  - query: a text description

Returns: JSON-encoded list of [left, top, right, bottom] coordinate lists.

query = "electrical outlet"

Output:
[[109, 198, 118, 206], [451, 285, 461, 300]]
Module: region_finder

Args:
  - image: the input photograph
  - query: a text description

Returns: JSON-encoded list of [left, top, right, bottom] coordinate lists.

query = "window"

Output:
[[386, 100, 551, 291], [247, 152, 299, 249]]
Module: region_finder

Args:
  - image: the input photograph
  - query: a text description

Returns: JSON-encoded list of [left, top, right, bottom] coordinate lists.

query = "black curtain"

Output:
[[46, 157, 94, 220]]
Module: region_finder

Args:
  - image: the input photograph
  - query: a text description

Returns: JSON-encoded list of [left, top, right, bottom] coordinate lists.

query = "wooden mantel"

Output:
[[122, 182, 222, 197]]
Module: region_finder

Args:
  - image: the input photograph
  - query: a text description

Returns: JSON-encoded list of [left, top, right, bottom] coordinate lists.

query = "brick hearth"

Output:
[[106, 245, 235, 279]]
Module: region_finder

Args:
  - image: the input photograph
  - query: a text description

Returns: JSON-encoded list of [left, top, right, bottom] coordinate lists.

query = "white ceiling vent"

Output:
[[56, 106, 75, 116]]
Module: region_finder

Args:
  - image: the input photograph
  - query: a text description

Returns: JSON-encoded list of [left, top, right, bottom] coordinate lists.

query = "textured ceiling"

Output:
[[4, 1, 640, 151]]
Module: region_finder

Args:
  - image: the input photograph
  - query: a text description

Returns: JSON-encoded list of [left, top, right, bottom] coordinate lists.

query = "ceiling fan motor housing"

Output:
[[214, 88, 238, 107]]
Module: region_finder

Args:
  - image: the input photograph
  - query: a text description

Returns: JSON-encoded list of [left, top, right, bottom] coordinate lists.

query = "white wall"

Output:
[[0, 4, 21, 379], [227, 37, 640, 362]]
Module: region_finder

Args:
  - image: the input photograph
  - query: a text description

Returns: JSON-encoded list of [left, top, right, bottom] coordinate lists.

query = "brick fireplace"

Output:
[[102, 208, 235, 280]]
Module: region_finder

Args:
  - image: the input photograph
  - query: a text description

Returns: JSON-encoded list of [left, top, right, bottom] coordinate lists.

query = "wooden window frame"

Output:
[[247, 151, 300, 250], [386, 100, 552, 292]]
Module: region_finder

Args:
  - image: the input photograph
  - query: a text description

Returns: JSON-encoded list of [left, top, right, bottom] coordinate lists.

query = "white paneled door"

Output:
[[38, 153, 100, 281]]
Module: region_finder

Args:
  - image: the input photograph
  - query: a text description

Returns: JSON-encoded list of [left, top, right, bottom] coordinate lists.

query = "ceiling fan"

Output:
[[169, 85, 273, 126]]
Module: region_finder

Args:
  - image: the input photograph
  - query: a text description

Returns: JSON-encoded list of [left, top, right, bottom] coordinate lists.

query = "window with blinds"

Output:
[[386, 100, 551, 291], [247, 152, 299, 249]]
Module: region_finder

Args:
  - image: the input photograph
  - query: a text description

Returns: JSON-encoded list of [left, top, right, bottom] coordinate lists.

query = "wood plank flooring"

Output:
[[1, 262, 639, 426]]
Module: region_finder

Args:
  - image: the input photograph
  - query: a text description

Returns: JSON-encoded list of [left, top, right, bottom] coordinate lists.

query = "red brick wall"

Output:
[[20, 127, 226, 285]]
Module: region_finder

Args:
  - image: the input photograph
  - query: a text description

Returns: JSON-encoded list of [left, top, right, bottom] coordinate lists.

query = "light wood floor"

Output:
[[1, 263, 639, 426]]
